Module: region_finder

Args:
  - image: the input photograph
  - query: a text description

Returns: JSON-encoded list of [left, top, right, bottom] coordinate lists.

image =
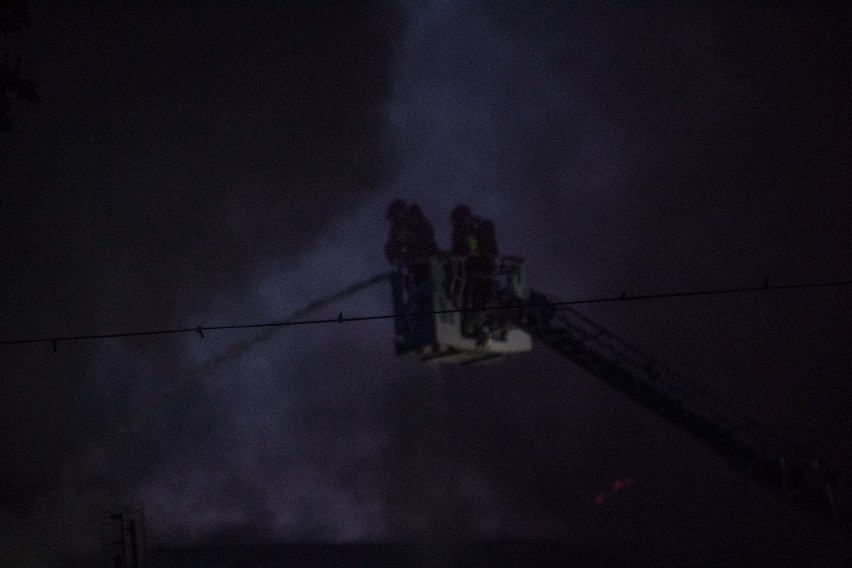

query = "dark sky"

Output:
[[2, 1, 851, 565]]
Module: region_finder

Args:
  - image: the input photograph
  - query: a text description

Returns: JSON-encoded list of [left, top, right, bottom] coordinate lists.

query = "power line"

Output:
[[1, 276, 850, 349]]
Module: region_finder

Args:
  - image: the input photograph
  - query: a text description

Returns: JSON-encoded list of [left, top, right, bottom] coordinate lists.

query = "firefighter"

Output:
[[450, 204, 498, 339], [384, 199, 438, 284]]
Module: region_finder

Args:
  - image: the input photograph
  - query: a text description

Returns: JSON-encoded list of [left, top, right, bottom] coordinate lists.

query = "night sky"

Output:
[[2, 1, 851, 566]]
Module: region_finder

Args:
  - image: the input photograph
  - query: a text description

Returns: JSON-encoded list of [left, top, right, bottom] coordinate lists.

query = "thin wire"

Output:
[[1, 277, 850, 348]]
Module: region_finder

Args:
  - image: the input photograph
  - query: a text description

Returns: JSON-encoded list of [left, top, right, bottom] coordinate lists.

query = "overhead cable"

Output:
[[1, 276, 850, 349]]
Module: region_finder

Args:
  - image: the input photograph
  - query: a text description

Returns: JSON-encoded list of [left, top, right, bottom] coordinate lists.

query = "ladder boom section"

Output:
[[516, 290, 843, 524]]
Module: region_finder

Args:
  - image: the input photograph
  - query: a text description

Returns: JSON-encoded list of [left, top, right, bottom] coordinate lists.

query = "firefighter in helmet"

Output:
[[384, 199, 438, 284], [451, 204, 498, 339]]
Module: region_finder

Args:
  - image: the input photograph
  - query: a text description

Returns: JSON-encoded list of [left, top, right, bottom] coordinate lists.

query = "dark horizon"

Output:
[[62, 537, 749, 568]]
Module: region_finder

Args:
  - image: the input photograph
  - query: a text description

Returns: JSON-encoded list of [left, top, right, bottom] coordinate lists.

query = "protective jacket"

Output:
[[385, 204, 438, 266], [451, 216, 497, 276]]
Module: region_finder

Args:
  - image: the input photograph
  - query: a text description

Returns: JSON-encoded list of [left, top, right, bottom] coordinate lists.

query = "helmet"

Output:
[[451, 204, 472, 226], [386, 199, 408, 220]]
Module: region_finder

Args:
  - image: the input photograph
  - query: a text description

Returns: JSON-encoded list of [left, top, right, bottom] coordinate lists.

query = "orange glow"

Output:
[[594, 476, 637, 506], [611, 477, 636, 492]]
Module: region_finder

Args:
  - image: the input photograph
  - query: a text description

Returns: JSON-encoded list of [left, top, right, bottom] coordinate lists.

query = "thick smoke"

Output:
[[1, 0, 401, 562]]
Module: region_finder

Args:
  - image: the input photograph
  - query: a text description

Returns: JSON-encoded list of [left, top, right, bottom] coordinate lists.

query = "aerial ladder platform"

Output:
[[389, 254, 845, 525]]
